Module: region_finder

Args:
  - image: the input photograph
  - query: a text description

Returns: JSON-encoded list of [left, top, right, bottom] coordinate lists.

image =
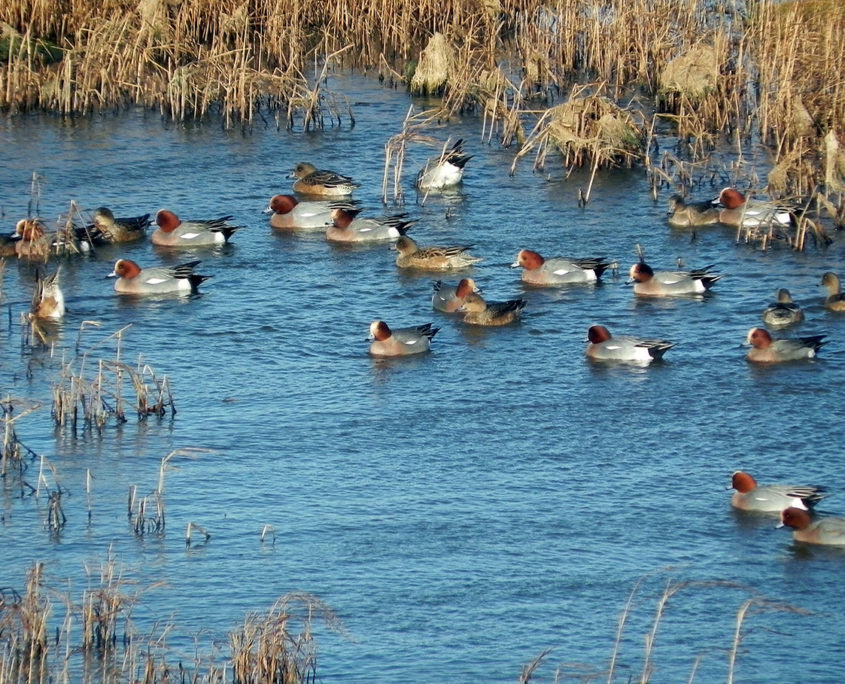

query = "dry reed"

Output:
[[520, 573, 811, 683], [51, 323, 177, 429], [1, 0, 842, 199]]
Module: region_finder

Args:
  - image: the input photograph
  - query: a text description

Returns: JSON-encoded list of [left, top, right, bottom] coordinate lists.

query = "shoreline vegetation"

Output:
[[0, 1, 840, 681], [1, 0, 843, 224]]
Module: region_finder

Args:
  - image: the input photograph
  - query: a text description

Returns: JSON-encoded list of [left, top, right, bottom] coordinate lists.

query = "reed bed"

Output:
[[1, 0, 842, 198], [1, 558, 339, 684], [51, 323, 176, 430]]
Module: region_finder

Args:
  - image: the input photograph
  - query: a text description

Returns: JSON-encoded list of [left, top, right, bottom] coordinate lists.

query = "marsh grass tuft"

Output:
[[51, 323, 177, 429]]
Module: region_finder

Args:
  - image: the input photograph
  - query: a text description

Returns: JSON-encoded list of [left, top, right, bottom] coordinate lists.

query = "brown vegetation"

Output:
[[0, 559, 338, 682], [1, 0, 843, 207]]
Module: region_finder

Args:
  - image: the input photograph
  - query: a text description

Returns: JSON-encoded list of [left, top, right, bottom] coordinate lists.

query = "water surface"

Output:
[[2, 74, 845, 682]]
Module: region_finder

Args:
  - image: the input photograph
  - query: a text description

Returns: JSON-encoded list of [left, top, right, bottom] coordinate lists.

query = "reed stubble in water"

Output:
[[1, 0, 842, 198]]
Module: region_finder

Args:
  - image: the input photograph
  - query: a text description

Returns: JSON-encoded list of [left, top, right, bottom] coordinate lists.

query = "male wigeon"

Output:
[[627, 260, 722, 297], [779, 508, 845, 547], [394, 235, 482, 271], [762, 288, 804, 328], [151, 210, 241, 248], [30, 267, 65, 320], [716, 187, 793, 228], [367, 320, 440, 357], [511, 249, 611, 286], [458, 292, 526, 326], [77, 207, 150, 247], [14, 219, 51, 260], [730, 471, 827, 512], [416, 139, 472, 191], [666, 194, 721, 228], [326, 208, 415, 243], [431, 278, 480, 313], [585, 325, 674, 363], [745, 327, 826, 363], [109, 259, 209, 295], [290, 162, 358, 197], [265, 194, 341, 231], [821, 272, 845, 312]]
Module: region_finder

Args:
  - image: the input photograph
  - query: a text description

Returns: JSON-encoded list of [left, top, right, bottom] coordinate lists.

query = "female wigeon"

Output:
[[585, 325, 674, 363], [14, 219, 51, 260], [394, 235, 482, 271], [416, 139, 472, 191], [31, 268, 65, 320], [745, 327, 826, 363], [431, 278, 480, 313], [627, 261, 722, 297], [779, 508, 845, 547], [326, 208, 415, 243], [265, 194, 339, 231], [730, 471, 827, 512], [290, 162, 358, 197], [152, 210, 241, 248], [762, 288, 804, 328], [77, 207, 150, 247], [109, 259, 209, 296], [666, 194, 721, 228], [511, 249, 611, 286], [716, 187, 793, 228], [458, 292, 526, 326], [821, 272, 845, 312], [367, 320, 439, 357]]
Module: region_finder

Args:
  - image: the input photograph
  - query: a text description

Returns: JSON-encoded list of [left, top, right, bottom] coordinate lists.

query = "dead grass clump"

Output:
[[657, 44, 719, 108], [410, 33, 455, 96], [511, 85, 643, 192], [51, 323, 176, 429], [230, 592, 345, 683], [0, 563, 49, 681]]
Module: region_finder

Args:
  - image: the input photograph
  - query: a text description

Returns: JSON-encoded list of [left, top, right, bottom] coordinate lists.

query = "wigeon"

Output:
[[585, 325, 674, 363], [511, 249, 611, 286], [290, 162, 358, 197], [762, 288, 804, 328], [394, 235, 482, 271], [431, 278, 480, 313], [30, 267, 65, 320], [745, 327, 826, 363], [109, 259, 209, 296], [458, 292, 526, 326], [0, 231, 20, 257], [326, 208, 415, 243], [821, 272, 845, 312], [152, 210, 241, 248], [416, 139, 472, 191], [730, 471, 827, 513], [779, 508, 845, 547], [627, 261, 722, 297], [265, 194, 342, 231], [14, 219, 51, 260], [666, 194, 721, 228], [716, 187, 793, 228], [77, 207, 150, 247], [367, 320, 440, 357]]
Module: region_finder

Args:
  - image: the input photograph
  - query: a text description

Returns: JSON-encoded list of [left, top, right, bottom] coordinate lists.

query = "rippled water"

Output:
[[2, 74, 845, 682]]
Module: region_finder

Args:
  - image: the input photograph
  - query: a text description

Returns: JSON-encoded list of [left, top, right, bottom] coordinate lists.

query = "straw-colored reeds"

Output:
[[1, 558, 338, 682], [230, 592, 345, 684], [1, 0, 843, 217], [51, 323, 176, 429]]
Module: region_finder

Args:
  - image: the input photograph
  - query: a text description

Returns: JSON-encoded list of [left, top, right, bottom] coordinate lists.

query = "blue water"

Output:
[[2, 74, 845, 683]]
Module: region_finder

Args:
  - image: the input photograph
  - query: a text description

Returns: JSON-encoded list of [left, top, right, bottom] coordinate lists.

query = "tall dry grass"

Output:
[[0, 559, 339, 683], [1, 0, 843, 197]]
